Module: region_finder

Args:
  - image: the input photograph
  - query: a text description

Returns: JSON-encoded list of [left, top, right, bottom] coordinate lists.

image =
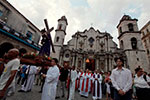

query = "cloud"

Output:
[[8, 0, 150, 47]]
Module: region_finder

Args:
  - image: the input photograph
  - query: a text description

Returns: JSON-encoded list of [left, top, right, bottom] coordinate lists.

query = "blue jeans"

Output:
[[114, 89, 132, 100]]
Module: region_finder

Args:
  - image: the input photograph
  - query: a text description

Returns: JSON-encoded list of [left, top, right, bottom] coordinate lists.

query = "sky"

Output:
[[8, 0, 150, 46]]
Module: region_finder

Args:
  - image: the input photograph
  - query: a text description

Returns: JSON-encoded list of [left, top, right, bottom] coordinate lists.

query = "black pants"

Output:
[[40, 80, 45, 92], [17, 76, 26, 85], [136, 87, 150, 100], [110, 86, 114, 99]]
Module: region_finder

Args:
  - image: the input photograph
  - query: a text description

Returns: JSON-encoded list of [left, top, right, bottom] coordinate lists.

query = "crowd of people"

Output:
[[0, 48, 150, 100]]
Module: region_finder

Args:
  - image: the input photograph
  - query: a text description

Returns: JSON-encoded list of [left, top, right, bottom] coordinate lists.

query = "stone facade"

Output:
[[140, 21, 150, 68], [0, 32, 37, 52], [117, 15, 150, 73], [52, 16, 124, 72], [0, 0, 41, 44], [0, 0, 41, 57], [52, 15, 150, 73]]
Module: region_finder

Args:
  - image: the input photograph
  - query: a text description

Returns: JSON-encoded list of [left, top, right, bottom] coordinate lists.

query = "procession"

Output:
[[0, 49, 150, 100], [0, 0, 150, 100]]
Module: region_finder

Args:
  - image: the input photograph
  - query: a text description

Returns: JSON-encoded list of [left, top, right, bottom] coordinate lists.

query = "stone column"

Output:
[[109, 58, 112, 70], [110, 58, 113, 71], [75, 55, 78, 68], [59, 55, 63, 66], [105, 58, 107, 72], [101, 60, 105, 72], [83, 57, 86, 70], [109, 58, 111, 71], [72, 56, 75, 66], [96, 58, 99, 70], [106, 55, 110, 72], [59, 56, 61, 65], [95, 59, 97, 70]]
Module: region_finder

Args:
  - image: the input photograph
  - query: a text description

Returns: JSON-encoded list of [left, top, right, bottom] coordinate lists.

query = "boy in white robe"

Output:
[[41, 58, 60, 100], [92, 70, 102, 100], [68, 66, 77, 100], [18, 65, 37, 92], [80, 69, 91, 97], [78, 69, 83, 92]]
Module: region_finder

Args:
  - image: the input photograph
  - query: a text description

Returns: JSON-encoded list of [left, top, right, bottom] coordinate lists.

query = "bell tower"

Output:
[[117, 15, 149, 72], [51, 16, 68, 60]]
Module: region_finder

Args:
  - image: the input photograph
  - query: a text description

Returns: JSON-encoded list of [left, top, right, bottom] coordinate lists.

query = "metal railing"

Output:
[[0, 21, 41, 50]]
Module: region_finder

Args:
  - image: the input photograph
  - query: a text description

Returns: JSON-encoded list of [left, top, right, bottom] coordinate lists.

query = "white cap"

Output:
[[8, 48, 19, 52]]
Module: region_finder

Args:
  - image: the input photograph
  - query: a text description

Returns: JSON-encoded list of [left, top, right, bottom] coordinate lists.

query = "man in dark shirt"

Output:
[[56, 63, 69, 98], [59, 67, 69, 82]]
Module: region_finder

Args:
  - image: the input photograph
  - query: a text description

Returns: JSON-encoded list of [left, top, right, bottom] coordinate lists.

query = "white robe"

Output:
[[21, 65, 37, 91], [92, 73, 102, 100], [41, 65, 60, 100], [78, 72, 84, 91], [88, 73, 93, 92], [77, 72, 81, 91], [68, 70, 77, 100], [79, 73, 91, 97], [106, 83, 111, 94]]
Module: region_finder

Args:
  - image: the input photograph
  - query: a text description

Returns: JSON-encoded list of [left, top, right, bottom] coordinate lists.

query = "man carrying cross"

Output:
[[39, 19, 55, 57]]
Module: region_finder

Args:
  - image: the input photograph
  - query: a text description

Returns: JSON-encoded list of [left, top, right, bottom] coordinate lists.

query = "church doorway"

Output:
[[0, 42, 14, 58], [85, 58, 95, 71]]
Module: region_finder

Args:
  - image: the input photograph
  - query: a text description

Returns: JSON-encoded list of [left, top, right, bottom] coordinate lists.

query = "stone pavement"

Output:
[[7, 84, 106, 100]]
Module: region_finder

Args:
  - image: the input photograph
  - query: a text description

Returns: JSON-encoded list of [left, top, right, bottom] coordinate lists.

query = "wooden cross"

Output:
[[44, 19, 55, 53]]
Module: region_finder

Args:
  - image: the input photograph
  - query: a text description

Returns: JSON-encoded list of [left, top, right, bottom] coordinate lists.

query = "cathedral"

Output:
[[51, 15, 150, 73]]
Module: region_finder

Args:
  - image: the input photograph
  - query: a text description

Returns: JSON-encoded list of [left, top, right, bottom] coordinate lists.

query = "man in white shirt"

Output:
[[0, 48, 20, 100], [111, 57, 132, 100]]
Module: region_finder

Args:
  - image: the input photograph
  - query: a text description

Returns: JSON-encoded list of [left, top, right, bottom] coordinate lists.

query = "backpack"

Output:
[[143, 75, 150, 86]]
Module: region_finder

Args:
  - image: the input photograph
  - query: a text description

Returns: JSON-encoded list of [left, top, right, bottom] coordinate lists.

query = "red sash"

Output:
[[78, 72, 83, 89], [85, 73, 90, 92], [81, 73, 86, 91]]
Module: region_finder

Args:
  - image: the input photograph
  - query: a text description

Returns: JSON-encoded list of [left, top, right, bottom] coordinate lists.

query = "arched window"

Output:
[[119, 27, 122, 33], [147, 49, 149, 54], [146, 29, 149, 33], [131, 37, 137, 49], [65, 53, 69, 58], [120, 40, 124, 49], [88, 37, 95, 47], [128, 23, 134, 31], [56, 37, 59, 42], [58, 24, 62, 30]]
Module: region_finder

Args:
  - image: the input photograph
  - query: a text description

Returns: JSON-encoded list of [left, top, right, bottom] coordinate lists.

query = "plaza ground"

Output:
[[7, 84, 106, 100]]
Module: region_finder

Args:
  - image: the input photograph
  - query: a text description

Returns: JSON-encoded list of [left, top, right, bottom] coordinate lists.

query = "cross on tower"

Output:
[[91, 23, 93, 27]]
